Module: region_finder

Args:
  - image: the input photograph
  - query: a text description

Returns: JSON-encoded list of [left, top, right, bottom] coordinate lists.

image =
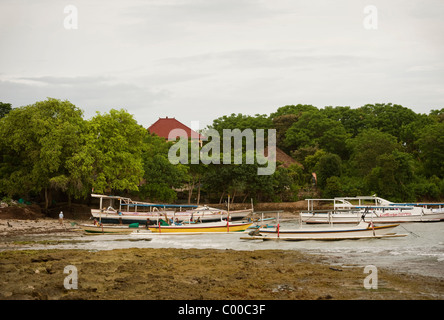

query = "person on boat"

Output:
[[145, 218, 151, 229], [174, 218, 181, 225]]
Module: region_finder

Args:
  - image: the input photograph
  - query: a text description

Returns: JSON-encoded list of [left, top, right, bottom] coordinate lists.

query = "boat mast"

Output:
[[99, 196, 103, 223]]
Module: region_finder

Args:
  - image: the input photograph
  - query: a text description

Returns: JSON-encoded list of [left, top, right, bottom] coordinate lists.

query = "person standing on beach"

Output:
[[59, 211, 64, 226]]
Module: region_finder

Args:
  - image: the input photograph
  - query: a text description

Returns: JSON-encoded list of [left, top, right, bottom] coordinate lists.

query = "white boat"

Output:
[[301, 196, 444, 224], [244, 221, 406, 241], [90, 194, 251, 225]]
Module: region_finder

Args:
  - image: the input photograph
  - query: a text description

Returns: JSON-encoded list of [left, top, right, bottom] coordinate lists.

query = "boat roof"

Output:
[[305, 196, 444, 207], [391, 203, 444, 206], [355, 206, 414, 210], [122, 203, 198, 208], [91, 194, 198, 208]]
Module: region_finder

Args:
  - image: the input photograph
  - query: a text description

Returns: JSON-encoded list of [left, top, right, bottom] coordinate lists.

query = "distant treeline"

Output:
[[1, 99, 443, 209]]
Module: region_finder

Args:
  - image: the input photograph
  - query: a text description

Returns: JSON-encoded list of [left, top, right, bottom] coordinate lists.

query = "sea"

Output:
[[8, 219, 444, 280]]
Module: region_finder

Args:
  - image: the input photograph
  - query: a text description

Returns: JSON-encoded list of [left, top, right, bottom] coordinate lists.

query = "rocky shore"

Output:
[[0, 217, 442, 300], [1, 204, 443, 300], [1, 245, 443, 300]]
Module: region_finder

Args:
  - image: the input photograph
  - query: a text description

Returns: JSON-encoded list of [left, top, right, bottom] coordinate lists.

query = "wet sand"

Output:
[[0, 219, 443, 300]]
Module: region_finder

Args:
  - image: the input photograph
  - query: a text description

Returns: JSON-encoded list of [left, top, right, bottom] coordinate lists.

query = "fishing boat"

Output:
[[144, 220, 254, 233], [245, 221, 405, 241], [301, 196, 444, 224], [90, 194, 251, 225], [242, 209, 407, 241], [78, 222, 140, 234]]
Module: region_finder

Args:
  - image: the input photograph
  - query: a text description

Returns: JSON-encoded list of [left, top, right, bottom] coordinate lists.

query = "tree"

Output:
[[346, 128, 399, 176], [284, 110, 350, 158], [322, 176, 344, 198], [272, 114, 298, 151], [138, 134, 189, 202], [429, 108, 444, 123], [0, 98, 86, 209], [314, 153, 342, 189], [0, 102, 12, 118], [270, 104, 318, 119], [322, 106, 366, 138], [365, 151, 415, 201], [76, 109, 147, 194], [416, 122, 444, 178], [399, 114, 433, 155], [209, 113, 272, 134]]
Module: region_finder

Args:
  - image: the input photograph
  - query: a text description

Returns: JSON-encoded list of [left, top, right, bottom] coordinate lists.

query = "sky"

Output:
[[1, 0, 443, 129]]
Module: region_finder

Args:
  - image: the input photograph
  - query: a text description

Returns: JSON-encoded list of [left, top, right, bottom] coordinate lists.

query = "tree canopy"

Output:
[[1, 99, 443, 211]]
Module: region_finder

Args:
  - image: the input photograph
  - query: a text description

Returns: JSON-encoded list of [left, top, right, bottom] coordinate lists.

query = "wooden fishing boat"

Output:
[[90, 194, 251, 225], [301, 196, 444, 224], [243, 221, 406, 241], [78, 223, 140, 234], [243, 233, 407, 241], [146, 220, 253, 233]]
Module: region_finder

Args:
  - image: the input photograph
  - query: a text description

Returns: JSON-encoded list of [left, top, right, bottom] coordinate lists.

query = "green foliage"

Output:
[[284, 110, 350, 158], [209, 113, 273, 134], [314, 153, 342, 188], [68, 108, 146, 195], [139, 134, 189, 202], [347, 128, 400, 176], [0, 98, 86, 205], [270, 104, 318, 119], [0, 102, 12, 118], [416, 122, 444, 178], [0, 100, 148, 207], [1, 99, 443, 206], [322, 176, 344, 198], [364, 151, 415, 202]]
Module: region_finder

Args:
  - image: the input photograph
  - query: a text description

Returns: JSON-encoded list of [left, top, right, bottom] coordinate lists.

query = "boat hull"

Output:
[[257, 222, 400, 239], [302, 212, 444, 224], [243, 233, 407, 241], [78, 224, 138, 234], [147, 221, 253, 233]]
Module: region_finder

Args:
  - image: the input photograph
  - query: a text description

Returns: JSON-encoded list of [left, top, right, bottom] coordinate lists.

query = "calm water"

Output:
[[5, 221, 444, 279]]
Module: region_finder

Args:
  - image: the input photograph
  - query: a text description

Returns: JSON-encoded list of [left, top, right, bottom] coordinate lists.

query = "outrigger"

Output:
[[242, 210, 407, 241]]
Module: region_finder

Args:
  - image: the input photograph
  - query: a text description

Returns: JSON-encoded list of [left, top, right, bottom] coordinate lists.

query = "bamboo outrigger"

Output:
[[242, 210, 407, 241]]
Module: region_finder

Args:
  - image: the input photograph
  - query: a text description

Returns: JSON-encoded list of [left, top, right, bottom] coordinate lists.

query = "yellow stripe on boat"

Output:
[[148, 222, 253, 233]]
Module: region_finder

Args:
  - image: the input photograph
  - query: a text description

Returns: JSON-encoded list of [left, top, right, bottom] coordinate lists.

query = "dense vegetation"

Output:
[[1, 99, 443, 209]]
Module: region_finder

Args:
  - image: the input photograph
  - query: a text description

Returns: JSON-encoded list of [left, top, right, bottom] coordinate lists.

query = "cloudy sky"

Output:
[[1, 0, 443, 129]]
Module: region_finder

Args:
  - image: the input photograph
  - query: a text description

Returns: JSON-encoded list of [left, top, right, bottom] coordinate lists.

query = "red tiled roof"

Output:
[[148, 117, 203, 140], [265, 146, 303, 168]]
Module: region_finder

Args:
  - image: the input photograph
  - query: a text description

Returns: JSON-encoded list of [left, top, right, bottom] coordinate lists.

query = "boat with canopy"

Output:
[[301, 196, 444, 224]]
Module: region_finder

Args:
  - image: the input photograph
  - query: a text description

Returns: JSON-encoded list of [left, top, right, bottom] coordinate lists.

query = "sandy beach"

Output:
[[0, 217, 443, 300]]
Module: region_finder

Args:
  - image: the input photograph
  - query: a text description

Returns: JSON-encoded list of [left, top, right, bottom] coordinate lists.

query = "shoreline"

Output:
[[0, 218, 443, 300]]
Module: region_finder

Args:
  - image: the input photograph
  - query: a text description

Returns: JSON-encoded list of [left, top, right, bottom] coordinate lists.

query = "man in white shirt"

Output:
[[59, 211, 64, 226]]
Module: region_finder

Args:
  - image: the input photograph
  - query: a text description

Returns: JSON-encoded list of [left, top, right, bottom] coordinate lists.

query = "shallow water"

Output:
[[5, 221, 444, 279]]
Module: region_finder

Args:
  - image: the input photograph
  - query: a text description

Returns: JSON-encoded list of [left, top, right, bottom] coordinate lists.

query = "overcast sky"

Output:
[[1, 0, 443, 129]]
